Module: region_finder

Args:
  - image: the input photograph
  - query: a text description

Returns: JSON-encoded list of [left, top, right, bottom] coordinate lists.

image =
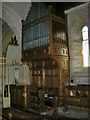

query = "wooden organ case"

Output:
[[22, 3, 69, 108]]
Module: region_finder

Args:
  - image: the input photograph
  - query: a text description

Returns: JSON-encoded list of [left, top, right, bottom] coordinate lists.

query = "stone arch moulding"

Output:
[[2, 3, 22, 39], [2, 3, 22, 58], [71, 17, 87, 37], [2, 27, 14, 57]]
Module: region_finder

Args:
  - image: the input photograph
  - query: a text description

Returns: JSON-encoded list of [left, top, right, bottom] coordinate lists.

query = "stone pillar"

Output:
[[0, 1, 2, 118], [65, 3, 89, 85], [88, 2, 90, 69]]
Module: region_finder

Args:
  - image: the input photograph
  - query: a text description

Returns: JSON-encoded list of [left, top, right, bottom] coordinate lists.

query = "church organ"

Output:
[[7, 3, 90, 116], [2, 3, 90, 120], [21, 2, 69, 108]]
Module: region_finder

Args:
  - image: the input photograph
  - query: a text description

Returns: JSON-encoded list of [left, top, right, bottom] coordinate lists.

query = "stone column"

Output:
[[88, 2, 90, 69], [0, 1, 2, 118], [65, 3, 89, 85]]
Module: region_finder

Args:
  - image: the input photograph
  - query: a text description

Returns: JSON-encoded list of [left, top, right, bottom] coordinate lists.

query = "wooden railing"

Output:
[[64, 85, 90, 107]]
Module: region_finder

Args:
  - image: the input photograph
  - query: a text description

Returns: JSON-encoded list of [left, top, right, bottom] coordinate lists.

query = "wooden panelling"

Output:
[[64, 86, 90, 107], [10, 85, 29, 109]]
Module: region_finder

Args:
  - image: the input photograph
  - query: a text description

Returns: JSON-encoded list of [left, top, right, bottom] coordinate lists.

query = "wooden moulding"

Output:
[[22, 14, 66, 30], [22, 46, 50, 61]]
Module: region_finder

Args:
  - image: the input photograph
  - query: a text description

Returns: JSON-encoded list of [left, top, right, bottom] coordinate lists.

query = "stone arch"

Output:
[[2, 19, 14, 56], [2, 3, 22, 57], [70, 16, 87, 39], [2, 3, 22, 39], [1, 2, 31, 57]]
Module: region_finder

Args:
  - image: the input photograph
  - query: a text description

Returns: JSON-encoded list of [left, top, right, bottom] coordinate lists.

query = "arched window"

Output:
[[82, 26, 89, 67]]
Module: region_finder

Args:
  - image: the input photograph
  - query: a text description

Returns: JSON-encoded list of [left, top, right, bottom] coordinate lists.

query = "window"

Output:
[[82, 26, 89, 67]]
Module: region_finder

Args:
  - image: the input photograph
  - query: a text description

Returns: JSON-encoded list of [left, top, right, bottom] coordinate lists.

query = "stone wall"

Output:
[[65, 3, 89, 85], [0, 2, 2, 117]]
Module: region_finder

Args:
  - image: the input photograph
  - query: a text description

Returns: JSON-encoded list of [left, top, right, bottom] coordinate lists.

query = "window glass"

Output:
[[82, 26, 88, 67]]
